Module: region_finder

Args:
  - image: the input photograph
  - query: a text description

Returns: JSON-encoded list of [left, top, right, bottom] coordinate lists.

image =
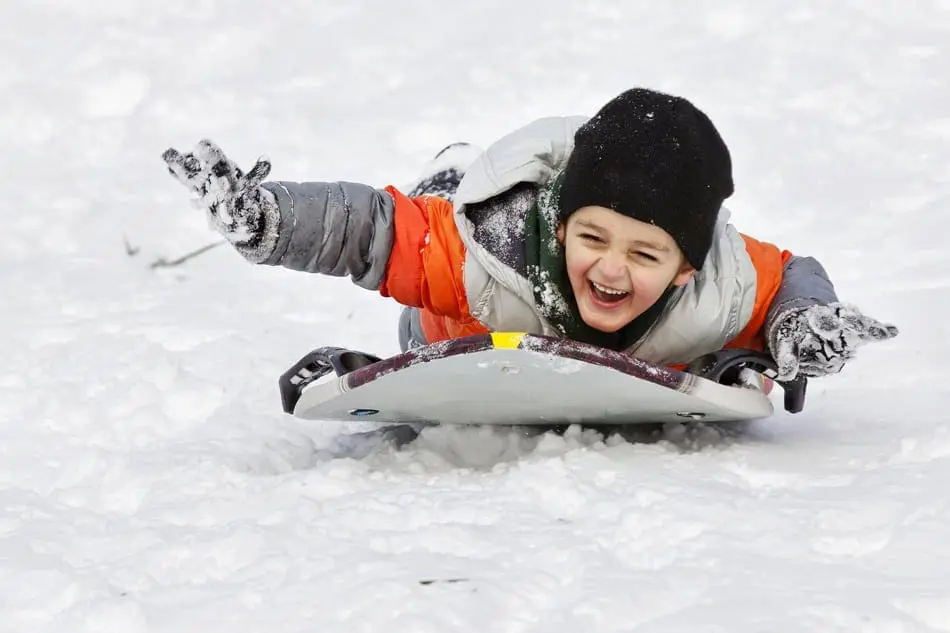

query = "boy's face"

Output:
[[557, 206, 696, 334]]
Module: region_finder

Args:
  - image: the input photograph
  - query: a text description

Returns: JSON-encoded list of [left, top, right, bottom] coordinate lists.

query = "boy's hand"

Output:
[[162, 140, 279, 262], [770, 303, 898, 381]]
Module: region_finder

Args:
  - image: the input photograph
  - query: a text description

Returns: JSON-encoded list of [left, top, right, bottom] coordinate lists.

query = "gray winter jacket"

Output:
[[256, 117, 838, 364]]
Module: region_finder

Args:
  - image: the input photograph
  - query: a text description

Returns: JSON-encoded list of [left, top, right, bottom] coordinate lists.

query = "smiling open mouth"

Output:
[[589, 280, 630, 304]]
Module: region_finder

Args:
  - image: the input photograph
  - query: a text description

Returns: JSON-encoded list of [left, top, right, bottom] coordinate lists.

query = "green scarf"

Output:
[[523, 173, 675, 351]]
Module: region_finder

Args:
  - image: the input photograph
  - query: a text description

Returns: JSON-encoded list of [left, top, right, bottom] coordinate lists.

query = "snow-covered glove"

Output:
[[162, 139, 279, 263], [769, 302, 899, 381]]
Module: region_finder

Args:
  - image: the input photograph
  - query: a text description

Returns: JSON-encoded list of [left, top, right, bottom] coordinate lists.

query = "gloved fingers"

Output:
[[194, 139, 232, 177], [773, 335, 802, 382], [852, 314, 899, 342], [804, 303, 843, 338], [162, 147, 206, 190], [243, 157, 272, 190], [772, 303, 899, 380], [805, 303, 900, 346], [799, 333, 856, 363], [797, 331, 822, 355], [192, 139, 243, 199], [870, 322, 899, 340], [799, 354, 848, 378], [832, 304, 900, 344]]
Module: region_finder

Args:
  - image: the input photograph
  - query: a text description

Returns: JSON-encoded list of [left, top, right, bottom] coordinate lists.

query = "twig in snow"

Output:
[[123, 235, 140, 257], [418, 578, 470, 585], [149, 240, 225, 269]]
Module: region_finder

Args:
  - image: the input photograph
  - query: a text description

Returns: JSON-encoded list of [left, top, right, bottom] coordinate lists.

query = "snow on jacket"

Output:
[[258, 117, 839, 365]]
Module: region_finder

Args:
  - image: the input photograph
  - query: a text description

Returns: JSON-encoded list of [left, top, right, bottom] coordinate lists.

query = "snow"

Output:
[[530, 266, 573, 329], [2, 1, 948, 631]]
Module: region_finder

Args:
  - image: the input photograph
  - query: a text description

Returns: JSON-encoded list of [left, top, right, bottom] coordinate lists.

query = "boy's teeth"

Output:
[[592, 281, 628, 295]]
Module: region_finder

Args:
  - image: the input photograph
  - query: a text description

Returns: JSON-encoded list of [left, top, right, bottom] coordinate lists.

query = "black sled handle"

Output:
[[684, 349, 808, 414], [278, 346, 382, 414]]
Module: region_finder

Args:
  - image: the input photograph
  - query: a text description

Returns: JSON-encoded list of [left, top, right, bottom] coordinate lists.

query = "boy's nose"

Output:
[[596, 253, 627, 279]]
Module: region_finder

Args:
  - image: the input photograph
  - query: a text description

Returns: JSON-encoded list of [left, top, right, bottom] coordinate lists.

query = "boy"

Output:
[[162, 87, 897, 382]]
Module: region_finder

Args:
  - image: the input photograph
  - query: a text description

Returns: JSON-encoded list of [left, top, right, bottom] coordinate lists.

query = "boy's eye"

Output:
[[634, 251, 659, 263], [579, 233, 604, 243]]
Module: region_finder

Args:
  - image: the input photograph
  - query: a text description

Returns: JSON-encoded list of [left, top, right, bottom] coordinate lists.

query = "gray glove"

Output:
[[769, 302, 899, 381], [162, 139, 279, 263]]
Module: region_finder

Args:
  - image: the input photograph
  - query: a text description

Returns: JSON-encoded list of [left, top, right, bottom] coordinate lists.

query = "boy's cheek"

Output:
[[630, 273, 672, 304], [563, 250, 589, 282]]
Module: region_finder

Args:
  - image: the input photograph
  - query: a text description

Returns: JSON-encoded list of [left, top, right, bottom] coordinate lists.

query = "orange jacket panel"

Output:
[[378, 188, 488, 342], [724, 234, 793, 352]]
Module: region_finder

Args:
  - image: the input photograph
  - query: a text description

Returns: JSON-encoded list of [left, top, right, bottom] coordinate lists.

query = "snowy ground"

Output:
[[2, 1, 949, 631]]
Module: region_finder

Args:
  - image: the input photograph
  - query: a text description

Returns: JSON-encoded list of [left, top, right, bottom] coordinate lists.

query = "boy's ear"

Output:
[[672, 264, 696, 287], [555, 223, 566, 244]]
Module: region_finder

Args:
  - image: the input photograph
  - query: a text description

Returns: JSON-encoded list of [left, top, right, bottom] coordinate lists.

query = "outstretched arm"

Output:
[[161, 139, 474, 321], [763, 252, 898, 381], [162, 140, 395, 290]]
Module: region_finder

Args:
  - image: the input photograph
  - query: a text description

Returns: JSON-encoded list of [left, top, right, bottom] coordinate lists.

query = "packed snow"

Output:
[[2, 1, 948, 631]]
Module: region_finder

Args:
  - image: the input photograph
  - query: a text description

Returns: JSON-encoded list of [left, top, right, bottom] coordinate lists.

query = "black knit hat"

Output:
[[558, 88, 734, 270]]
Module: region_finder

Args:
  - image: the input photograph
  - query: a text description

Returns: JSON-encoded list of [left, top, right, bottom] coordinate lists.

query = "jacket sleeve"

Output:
[[258, 180, 395, 290], [763, 254, 840, 353], [722, 235, 790, 352]]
